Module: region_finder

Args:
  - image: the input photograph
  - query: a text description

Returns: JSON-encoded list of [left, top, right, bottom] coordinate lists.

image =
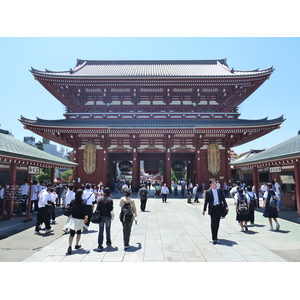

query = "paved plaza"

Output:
[[1, 191, 300, 262]]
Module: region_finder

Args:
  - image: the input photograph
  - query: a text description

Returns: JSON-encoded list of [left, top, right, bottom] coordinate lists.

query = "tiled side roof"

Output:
[[30, 59, 274, 78], [0, 133, 77, 167], [20, 115, 285, 129], [231, 134, 300, 166]]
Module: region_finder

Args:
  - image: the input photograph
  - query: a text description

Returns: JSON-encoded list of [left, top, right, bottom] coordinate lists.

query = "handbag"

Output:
[[64, 200, 74, 217], [91, 209, 102, 223], [64, 205, 72, 217], [220, 202, 228, 218]]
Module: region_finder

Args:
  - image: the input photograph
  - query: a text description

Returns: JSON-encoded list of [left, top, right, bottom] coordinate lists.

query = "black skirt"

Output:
[[263, 200, 278, 218]]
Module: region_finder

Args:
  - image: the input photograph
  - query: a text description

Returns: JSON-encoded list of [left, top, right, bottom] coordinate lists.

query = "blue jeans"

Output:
[[277, 193, 283, 208], [98, 216, 112, 247]]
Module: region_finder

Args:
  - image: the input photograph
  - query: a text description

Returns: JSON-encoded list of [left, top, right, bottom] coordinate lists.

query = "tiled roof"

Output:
[[20, 115, 285, 129], [0, 133, 77, 167], [231, 134, 300, 166], [30, 59, 274, 78]]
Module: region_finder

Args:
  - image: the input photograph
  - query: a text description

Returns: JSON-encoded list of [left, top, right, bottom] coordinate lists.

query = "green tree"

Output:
[[36, 168, 51, 182], [35, 141, 44, 150], [61, 169, 73, 182]]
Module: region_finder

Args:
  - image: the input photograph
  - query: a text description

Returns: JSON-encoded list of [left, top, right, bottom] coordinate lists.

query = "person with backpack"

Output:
[[235, 187, 250, 232], [245, 185, 257, 225], [119, 189, 137, 250], [138, 184, 148, 212], [263, 183, 280, 231]]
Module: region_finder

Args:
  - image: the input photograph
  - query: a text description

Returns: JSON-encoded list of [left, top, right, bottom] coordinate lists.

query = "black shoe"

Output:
[[67, 246, 72, 254], [213, 239, 218, 245], [98, 246, 104, 252], [75, 245, 82, 249]]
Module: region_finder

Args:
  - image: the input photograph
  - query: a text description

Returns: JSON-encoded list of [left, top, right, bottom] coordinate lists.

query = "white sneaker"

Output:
[[45, 229, 54, 234], [270, 226, 274, 231], [275, 223, 280, 230]]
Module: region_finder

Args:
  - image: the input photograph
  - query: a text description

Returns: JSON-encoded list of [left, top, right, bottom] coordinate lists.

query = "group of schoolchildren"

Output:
[[44, 181, 138, 255], [230, 181, 280, 232]]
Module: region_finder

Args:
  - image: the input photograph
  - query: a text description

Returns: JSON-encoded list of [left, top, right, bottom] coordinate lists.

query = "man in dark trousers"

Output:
[[203, 178, 229, 244], [138, 184, 148, 211]]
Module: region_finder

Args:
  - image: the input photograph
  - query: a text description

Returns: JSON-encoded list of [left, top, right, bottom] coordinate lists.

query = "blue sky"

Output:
[[1, 37, 299, 155]]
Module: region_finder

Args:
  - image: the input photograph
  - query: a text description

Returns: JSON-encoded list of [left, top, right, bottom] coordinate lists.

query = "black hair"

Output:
[[123, 189, 131, 197], [103, 187, 111, 197], [208, 178, 215, 185]]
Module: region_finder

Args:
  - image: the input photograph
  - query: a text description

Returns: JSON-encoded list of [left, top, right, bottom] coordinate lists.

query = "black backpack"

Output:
[[237, 194, 248, 214], [268, 191, 278, 208], [247, 192, 256, 208], [119, 202, 133, 223]]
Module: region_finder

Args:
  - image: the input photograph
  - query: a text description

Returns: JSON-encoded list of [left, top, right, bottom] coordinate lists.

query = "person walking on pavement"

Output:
[[63, 185, 75, 233], [20, 179, 30, 214], [263, 183, 280, 231], [193, 184, 199, 203], [161, 183, 169, 203], [245, 185, 257, 225], [119, 189, 137, 250], [34, 188, 54, 235], [235, 187, 250, 232], [138, 184, 148, 211], [97, 187, 114, 252], [273, 178, 283, 211], [202, 178, 229, 244], [65, 189, 88, 254]]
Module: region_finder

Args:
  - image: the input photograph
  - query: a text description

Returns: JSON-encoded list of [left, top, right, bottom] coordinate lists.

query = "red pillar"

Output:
[[225, 147, 232, 183], [294, 161, 300, 217], [132, 149, 139, 191], [252, 166, 260, 207], [164, 149, 171, 189], [51, 168, 55, 184], [196, 148, 201, 185], [102, 149, 108, 187]]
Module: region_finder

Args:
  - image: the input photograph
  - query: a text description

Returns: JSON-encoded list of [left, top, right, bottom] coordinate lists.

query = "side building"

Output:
[[231, 133, 300, 216]]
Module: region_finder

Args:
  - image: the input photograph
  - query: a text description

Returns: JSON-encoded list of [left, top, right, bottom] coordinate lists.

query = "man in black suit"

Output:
[[203, 178, 229, 244]]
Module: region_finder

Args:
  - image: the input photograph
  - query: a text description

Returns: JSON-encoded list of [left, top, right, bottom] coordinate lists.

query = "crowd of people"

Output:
[[1, 175, 291, 253]]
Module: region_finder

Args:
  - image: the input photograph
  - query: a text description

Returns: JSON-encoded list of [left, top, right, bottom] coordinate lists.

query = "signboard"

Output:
[[269, 166, 282, 173], [28, 166, 40, 174]]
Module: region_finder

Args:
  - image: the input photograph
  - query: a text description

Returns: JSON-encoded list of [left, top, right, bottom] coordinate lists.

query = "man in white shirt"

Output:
[[31, 180, 39, 213], [34, 188, 54, 234], [274, 179, 283, 210], [203, 179, 229, 244], [83, 183, 96, 231], [161, 183, 169, 203], [193, 184, 199, 203], [20, 179, 30, 214]]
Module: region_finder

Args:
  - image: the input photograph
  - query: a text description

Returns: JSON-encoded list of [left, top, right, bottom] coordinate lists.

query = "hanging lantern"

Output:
[[144, 161, 160, 174], [172, 161, 185, 174], [118, 161, 132, 174]]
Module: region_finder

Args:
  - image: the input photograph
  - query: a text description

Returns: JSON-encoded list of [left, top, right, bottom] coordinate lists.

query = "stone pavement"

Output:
[[1, 191, 300, 262]]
